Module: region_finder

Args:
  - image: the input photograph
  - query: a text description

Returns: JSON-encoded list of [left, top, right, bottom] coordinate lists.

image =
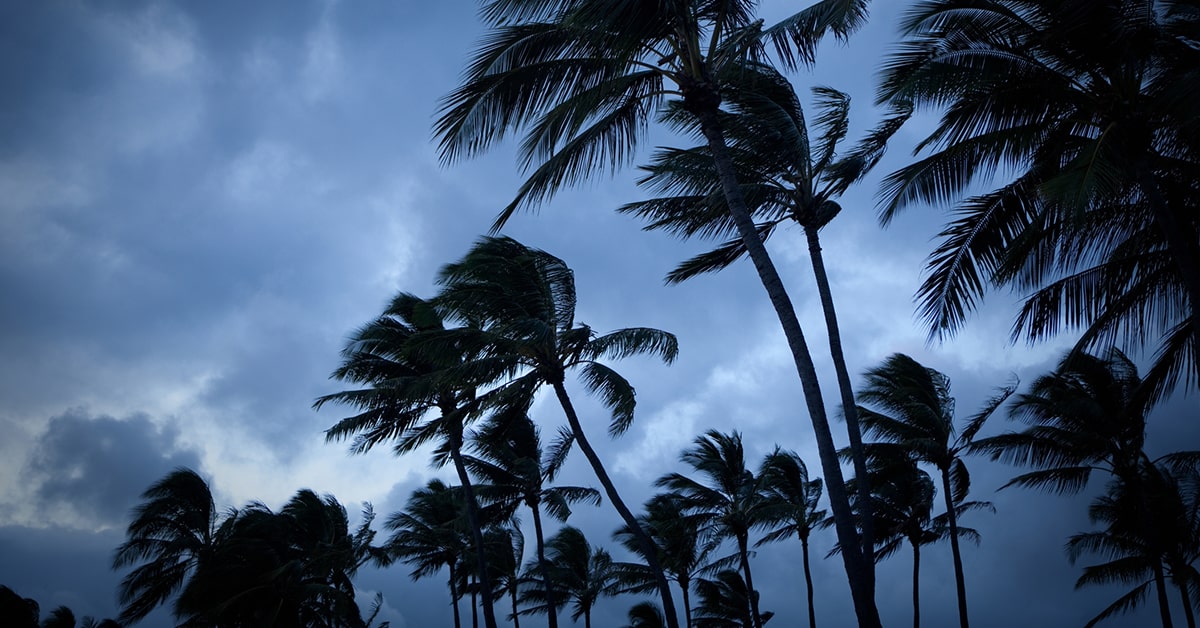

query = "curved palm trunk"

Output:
[[938, 468, 970, 628], [550, 380, 681, 628], [736, 534, 764, 628], [805, 226, 875, 572], [1154, 560, 1175, 628], [691, 106, 881, 628], [448, 434, 500, 628], [911, 542, 921, 628], [511, 584, 521, 628], [449, 562, 463, 628], [529, 503, 560, 628], [800, 535, 816, 628]]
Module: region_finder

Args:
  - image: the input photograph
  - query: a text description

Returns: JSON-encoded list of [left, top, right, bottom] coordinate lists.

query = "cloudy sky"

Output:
[[1, 1, 1195, 627]]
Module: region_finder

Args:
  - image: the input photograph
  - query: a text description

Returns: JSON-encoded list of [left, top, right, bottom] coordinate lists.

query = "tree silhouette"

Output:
[[657, 430, 769, 628], [315, 292, 501, 628], [384, 480, 472, 628], [856, 353, 1009, 628], [435, 4, 890, 622], [756, 449, 828, 628], [691, 570, 773, 628], [876, 0, 1200, 393], [518, 526, 617, 628], [433, 235, 679, 623]]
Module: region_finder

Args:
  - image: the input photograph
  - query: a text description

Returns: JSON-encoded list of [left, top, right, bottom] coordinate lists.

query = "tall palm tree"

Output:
[[111, 467, 232, 626], [876, 0, 1200, 393], [613, 493, 730, 628], [1068, 463, 1200, 628], [385, 480, 473, 628], [657, 430, 769, 628], [480, 523, 525, 628], [855, 353, 1010, 628], [435, 4, 885, 623], [756, 449, 828, 628], [621, 68, 913, 577], [315, 293, 501, 628], [466, 409, 601, 628], [433, 235, 681, 624], [518, 526, 617, 628]]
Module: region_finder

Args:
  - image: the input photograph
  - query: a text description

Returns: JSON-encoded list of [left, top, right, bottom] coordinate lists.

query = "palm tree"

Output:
[[612, 492, 729, 628], [624, 602, 668, 628], [518, 526, 617, 628], [315, 292, 502, 628], [621, 68, 913, 577], [691, 570, 773, 628], [972, 349, 1158, 496], [1068, 463, 1200, 628], [111, 467, 232, 626], [480, 523, 525, 628], [466, 409, 602, 628], [855, 353, 1010, 628], [435, 4, 886, 623], [1, 586, 40, 628], [433, 235, 681, 623], [385, 480, 473, 628], [756, 449, 828, 628], [876, 0, 1200, 393], [657, 431, 769, 628]]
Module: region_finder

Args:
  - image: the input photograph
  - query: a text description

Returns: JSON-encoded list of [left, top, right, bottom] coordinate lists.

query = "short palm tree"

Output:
[[385, 479, 473, 628], [1068, 464, 1200, 628], [466, 409, 601, 628], [0, 586, 39, 628], [435, 4, 888, 622], [657, 430, 769, 628], [433, 235, 680, 622], [315, 292, 501, 628], [612, 492, 728, 628], [111, 467, 232, 625], [855, 353, 1010, 628], [756, 449, 828, 628], [624, 602, 668, 628], [518, 526, 617, 628], [876, 0, 1200, 392], [691, 570, 773, 628]]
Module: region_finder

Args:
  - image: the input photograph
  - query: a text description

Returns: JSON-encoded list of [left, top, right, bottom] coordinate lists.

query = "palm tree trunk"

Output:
[[1154, 560, 1175, 628], [550, 380, 682, 628], [805, 225, 875, 572], [529, 503, 560, 628], [939, 468, 970, 628], [801, 535, 816, 628], [472, 573, 479, 628], [1178, 577, 1195, 628], [680, 575, 693, 628], [511, 583, 521, 628], [450, 562, 463, 628], [737, 534, 763, 628], [912, 542, 921, 628], [449, 434, 500, 628], [691, 105, 881, 628]]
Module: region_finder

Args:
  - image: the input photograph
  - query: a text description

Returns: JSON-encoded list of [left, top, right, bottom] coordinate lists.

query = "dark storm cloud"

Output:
[[24, 409, 202, 528]]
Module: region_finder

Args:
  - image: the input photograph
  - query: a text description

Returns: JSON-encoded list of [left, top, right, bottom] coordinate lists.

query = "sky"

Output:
[[0, 1, 1195, 627]]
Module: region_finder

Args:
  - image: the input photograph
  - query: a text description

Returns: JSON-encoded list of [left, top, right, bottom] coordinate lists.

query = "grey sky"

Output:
[[0, 1, 1194, 627]]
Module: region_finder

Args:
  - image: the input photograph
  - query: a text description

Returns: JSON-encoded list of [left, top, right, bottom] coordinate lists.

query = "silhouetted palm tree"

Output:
[[434, 235, 679, 622], [385, 480, 472, 628], [1069, 464, 1200, 628], [657, 431, 768, 628], [112, 468, 232, 625], [691, 570, 773, 628], [613, 492, 731, 628], [315, 293, 501, 628], [466, 409, 601, 628], [0, 585, 40, 628], [876, 0, 1200, 393], [435, 4, 888, 622], [518, 526, 617, 628], [756, 449, 828, 628], [622, 69, 912, 577], [624, 602, 667, 628], [856, 353, 1009, 628]]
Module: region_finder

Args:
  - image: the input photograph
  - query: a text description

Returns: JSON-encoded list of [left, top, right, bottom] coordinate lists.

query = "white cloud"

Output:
[[224, 141, 310, 204], [104, 4, 201, 81], [302, 4, 344, 103]]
